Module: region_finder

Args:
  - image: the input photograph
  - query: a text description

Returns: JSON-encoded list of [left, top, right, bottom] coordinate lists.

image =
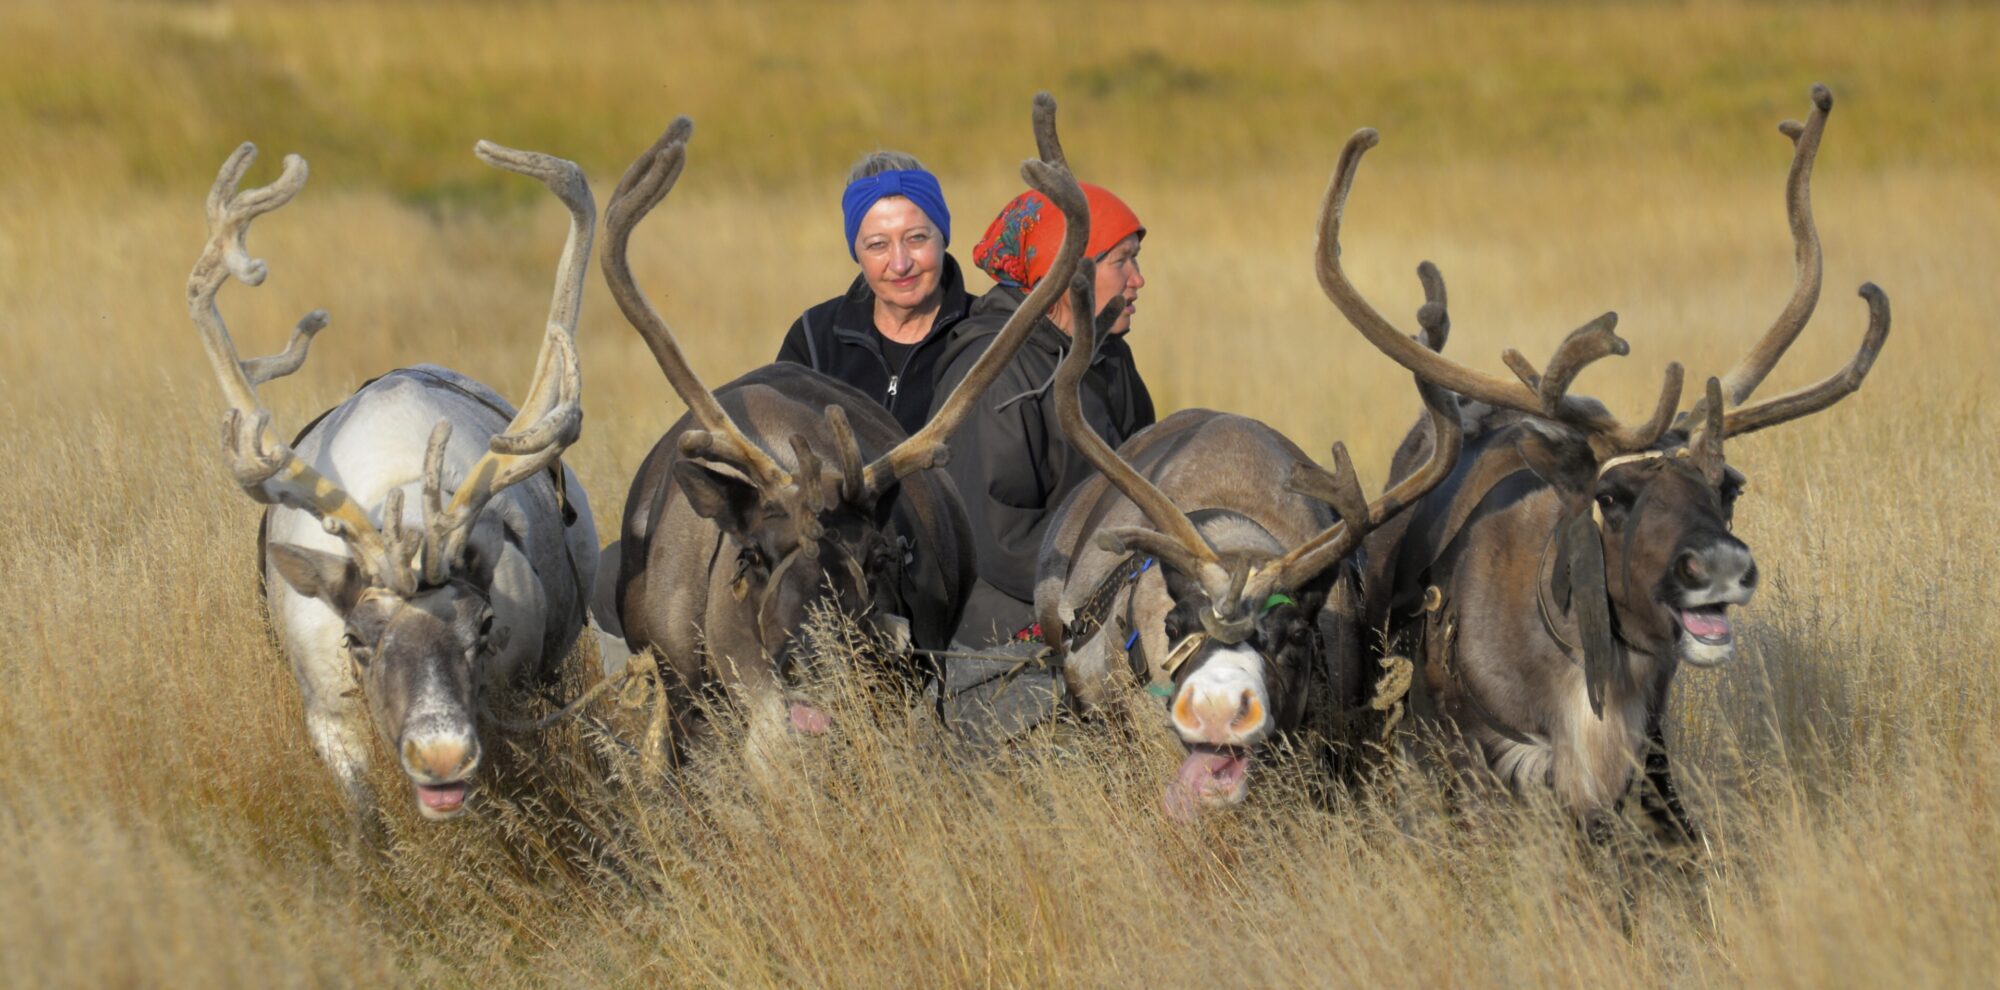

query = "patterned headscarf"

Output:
[[972, 183, 1144, 289]]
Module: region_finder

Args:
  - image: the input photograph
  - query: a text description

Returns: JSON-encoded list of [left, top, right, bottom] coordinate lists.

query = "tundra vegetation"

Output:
[[3, 2, 1998, 986]]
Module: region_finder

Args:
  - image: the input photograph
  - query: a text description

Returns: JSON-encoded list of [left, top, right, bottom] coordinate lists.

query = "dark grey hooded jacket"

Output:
[[927, 285, 1155, 643]]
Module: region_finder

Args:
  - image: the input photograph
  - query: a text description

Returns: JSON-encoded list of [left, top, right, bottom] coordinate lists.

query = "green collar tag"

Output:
[[1261, 593, 1296, 614]]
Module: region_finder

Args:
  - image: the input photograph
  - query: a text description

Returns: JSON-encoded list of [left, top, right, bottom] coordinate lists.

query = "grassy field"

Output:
[[4, 1, 1998, 986]]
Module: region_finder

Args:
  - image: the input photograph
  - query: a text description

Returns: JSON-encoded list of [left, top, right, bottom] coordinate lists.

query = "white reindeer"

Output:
[[185, 140, 598, 834]]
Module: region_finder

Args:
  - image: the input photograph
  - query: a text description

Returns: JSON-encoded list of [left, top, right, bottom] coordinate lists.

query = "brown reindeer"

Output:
[[1321, 85, 1891, 837], [599, 96, 1090, 757], [1035, 260, 1464, 818]]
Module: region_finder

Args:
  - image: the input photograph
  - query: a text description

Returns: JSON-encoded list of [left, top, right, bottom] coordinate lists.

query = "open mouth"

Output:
[[1163, 743, 1253, 821], [1675, 604, 1734, 646], [787, 700, 832, 736], [413, 781, 470, 818]]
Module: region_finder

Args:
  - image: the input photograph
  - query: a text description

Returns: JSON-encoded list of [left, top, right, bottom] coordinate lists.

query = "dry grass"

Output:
[[4, 1, 1999, 986]]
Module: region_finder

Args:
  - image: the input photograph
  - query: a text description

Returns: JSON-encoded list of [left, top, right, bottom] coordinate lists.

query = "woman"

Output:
[[776, 151, 974, 436], [930, 181, 1155, 654]]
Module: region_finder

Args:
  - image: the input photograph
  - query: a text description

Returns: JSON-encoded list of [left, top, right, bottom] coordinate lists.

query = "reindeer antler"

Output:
[[1252, 268, 1466, 601], [1698, 86, 1890, 441], [601, 118, 797, 501], [1722, 281, 1889, 438], [419, 140, 594, 586], [1053, 259, 1245, 635], [1326, 85, 1884, 460], [188, 143, 407, 590], [1716, 84, 1833, 408], [1063, 260, 1463, 641], [1317, 127, 1684, 457]]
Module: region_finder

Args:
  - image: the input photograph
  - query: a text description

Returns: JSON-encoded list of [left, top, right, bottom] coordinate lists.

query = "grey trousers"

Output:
[[935, 639, 1062, 747], [936, 580, 1060, 746]]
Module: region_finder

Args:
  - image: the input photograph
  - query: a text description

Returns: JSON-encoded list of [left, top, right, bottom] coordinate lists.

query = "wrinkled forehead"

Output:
[[858, 196, 936, 235]]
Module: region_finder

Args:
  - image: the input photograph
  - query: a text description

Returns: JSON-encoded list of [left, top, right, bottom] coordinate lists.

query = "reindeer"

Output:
[[597, 96, 1089, 755], [1035, 259, 1465, 819], [187, 140, 598, 831], [1319, 85, 1890, 837]]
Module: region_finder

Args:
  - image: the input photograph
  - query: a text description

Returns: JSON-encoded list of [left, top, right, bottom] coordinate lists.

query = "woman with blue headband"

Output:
[[775, 151, 973, 435]]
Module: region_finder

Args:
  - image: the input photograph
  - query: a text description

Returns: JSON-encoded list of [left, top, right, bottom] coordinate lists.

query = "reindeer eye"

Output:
[[479, 613, 496, 638], [342, 633, 370, 665]]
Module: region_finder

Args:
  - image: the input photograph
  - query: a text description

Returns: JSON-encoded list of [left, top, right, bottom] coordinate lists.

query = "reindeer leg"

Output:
[[1637, 713, 1703, 847], [304, 706, 386, 855]]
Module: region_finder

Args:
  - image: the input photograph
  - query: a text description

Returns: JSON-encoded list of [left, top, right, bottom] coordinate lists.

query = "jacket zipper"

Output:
[[885, 337, 927, 412], [831, 324, 938, 414]]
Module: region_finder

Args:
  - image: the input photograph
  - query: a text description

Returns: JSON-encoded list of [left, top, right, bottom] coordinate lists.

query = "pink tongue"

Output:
[[789, 702, 832, 735], [417, 782, 467, 812], [1162, 749, 1251, 821], [1680, 608, 1732, 639]]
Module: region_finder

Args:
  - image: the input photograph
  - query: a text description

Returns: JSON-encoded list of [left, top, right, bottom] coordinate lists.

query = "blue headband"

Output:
[[842, 169, 950, 260]]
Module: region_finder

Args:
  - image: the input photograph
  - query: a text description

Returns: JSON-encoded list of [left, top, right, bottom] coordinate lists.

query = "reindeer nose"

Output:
[[1675, 537, 1758, 597], [401, 735, 480, 782], [1674, 550, 1708, 588], [1172, 685, 1267, 745]]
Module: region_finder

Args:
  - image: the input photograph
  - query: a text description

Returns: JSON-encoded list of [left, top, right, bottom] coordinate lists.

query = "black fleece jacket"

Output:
[[928, 285, 1155, 638], [775, 254, 974, 436]]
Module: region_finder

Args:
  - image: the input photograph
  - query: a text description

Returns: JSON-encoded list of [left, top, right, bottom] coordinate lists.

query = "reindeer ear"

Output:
[[673, 460, 762, 534], [267, 543, 367, 612], [1515, 421, 1598, 499]]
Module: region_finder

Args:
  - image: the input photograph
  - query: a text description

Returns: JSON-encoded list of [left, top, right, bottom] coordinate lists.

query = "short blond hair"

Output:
[[846, 150, 926, 185]]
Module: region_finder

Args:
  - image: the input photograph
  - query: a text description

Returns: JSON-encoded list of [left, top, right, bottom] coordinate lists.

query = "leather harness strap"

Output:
[[1416, 588, 1540, 748], [1393, 457, 1559, 748], [1063, 551, 1149, 656]]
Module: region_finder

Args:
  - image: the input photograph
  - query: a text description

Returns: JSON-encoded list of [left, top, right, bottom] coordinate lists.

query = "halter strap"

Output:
[[1596, 449, 1668, 476]]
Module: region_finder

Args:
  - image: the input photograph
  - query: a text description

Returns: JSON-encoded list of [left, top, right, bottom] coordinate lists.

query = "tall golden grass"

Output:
[[3, 1, 1997, 986]]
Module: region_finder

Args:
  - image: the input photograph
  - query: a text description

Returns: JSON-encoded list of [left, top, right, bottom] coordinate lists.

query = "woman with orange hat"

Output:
[[929, 182, 1155, 722]]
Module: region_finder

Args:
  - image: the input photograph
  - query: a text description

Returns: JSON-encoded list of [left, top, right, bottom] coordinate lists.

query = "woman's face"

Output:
[[1093, 234, 1145, 336], [854, 196, 944, 314]]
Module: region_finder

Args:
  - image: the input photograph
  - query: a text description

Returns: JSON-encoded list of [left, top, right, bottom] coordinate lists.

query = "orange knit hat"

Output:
[[972, 183, 1144, 290]]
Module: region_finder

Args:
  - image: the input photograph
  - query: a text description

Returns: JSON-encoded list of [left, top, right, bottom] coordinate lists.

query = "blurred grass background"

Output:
[[6, 0, 1997, 198], [3, 1, 1997, 986]]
